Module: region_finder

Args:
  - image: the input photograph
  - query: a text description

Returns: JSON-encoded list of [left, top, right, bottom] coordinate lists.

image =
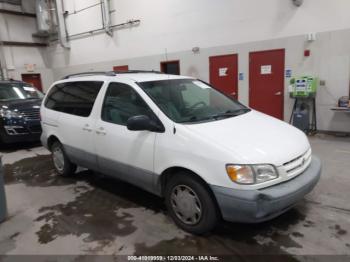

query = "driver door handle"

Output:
[[82, 124, 93, 132], [96, 127, 107, 136], [275, 91, 282, 96]]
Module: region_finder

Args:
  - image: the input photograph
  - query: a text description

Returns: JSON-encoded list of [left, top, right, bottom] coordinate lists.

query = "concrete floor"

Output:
[[0, 134, 350, 259]]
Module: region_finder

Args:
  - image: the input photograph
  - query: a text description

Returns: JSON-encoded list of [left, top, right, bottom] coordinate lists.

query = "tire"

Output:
[[51, 141, 77, 177], [165, 172, 219, 235]]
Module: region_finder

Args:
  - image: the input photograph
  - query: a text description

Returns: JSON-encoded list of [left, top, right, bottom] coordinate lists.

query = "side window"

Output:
[[45, 81, 103, 117], [101, 82, 154, 126]]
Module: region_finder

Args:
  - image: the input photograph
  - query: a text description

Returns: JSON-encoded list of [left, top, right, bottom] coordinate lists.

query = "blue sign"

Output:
[[286, 69, 292, 78], [239, 73, 244, 81]]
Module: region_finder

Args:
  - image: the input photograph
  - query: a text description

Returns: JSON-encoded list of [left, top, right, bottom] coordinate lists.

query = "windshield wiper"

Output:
[[208, 109, 251, 120], [179, 116, 200, 123], [179, 109, 251, 123]]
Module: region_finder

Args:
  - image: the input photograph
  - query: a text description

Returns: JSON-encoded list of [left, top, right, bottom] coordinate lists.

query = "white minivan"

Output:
[[41, 71, 321, 234]]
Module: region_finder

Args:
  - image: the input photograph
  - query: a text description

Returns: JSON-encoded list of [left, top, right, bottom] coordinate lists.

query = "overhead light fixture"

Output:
[[192, 47, 200, 54], [292, 0, 304, 7]]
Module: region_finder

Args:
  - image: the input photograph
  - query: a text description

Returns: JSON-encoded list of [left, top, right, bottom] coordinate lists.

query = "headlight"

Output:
[[0, 109, 22, 118], [226, 164, 278, 185]]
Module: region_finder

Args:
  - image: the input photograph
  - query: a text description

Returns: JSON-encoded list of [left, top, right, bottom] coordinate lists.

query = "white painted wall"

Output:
[[49, 0, 350, 67], [50, 28, 350, 132]]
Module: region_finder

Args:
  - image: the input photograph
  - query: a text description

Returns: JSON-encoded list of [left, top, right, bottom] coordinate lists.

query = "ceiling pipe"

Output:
[[101, 0, 112, 36], [55, 0, 70, 49], [0, 8, 36, 17], [1, 41, 48, 47], [0, 11, 8, 80], [0, 46, 6, 81], [0, 0, 21, 5], [66, 19, 140, 39]]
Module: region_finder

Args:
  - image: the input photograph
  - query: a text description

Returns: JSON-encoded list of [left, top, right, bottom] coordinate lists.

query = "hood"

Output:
[[184, 110, 310, 166], [0, 99, 42, 111]]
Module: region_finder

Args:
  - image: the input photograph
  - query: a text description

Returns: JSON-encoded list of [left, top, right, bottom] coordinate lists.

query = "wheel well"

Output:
[[159, 167, 222, 217], [47, 135, 60, 151]]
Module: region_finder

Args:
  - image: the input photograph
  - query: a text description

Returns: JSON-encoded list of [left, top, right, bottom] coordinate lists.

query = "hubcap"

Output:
[[52, 147, 64, 173], [170, 185, 202, 225]]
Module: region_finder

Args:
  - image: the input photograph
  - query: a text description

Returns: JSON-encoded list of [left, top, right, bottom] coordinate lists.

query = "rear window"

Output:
[[45, 81, 103, 117]]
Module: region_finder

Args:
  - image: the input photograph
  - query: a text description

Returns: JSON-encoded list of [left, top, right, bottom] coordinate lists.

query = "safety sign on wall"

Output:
[[285, 69, 292, 78], [261, 65, 272, 75], [219, 68, 228, 77]]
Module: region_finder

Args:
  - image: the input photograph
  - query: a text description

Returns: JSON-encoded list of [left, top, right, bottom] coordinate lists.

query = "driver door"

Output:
[[94, 82, 157, 193]]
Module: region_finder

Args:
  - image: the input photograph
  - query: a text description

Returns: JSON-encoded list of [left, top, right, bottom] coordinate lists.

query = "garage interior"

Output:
[[0, 0, 350, 260]]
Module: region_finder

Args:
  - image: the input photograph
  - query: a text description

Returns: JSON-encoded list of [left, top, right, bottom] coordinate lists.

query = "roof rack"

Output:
[[112, 70, 164, 74], [62, 71, 116, 80], [62, 70, 164, 80]]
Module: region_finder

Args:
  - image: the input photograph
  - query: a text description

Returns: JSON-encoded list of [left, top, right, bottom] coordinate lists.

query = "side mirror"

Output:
[[127, 115, 164, 132]]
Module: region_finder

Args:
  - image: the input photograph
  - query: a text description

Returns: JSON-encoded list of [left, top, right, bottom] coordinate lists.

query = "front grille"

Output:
[[28, 125, 42, 133], [13, 127, 28, 134], [283, 148, 312, 176], [19, 108, 40, 120]]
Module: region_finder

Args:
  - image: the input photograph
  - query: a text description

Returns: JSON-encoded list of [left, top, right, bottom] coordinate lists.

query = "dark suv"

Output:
[[0, 80, 44, 144]]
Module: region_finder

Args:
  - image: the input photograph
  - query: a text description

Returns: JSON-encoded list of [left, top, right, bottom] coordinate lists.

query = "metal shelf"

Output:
[[331, 107, 350, 112]]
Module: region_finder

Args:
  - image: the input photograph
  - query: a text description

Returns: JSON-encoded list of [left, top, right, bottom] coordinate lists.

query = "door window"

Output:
[[45, 81, 103, 117], [101, 82, 154, 126]]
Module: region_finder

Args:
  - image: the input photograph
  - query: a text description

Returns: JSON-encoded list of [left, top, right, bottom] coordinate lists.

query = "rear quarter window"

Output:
[[45, 81, 103, 117]]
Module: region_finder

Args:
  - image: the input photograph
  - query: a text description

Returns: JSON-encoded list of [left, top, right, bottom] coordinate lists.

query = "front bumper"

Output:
[[0, 121, 42, 144], [211, 156, 322, 223], [0, 130, 41, 144]]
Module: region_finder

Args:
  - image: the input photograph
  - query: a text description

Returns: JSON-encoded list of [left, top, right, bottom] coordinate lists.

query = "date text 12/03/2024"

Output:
[[127, 256, 220, 261]]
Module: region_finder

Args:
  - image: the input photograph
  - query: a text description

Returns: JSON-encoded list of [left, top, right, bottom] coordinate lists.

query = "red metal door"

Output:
[[21, 74, 43, 92], [160, 60, 180, 75], [113, 65, 129, 71], [249, 49, 285, 120], [209, 54, 238, 99]]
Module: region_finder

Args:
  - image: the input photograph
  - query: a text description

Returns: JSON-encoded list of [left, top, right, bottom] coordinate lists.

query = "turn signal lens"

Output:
[[226, 165, 254, 184]]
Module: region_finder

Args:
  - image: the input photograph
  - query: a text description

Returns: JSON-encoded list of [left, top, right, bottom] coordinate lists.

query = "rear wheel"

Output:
[[51, 141, 77, 176], [165, 172, 219, 235]]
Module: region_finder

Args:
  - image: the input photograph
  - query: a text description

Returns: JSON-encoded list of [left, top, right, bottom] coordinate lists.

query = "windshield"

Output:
[[139, 79, 250, 123], [0, 83, 44, 101]]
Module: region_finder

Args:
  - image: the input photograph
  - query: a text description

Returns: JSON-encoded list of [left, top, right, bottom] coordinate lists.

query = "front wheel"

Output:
[[51, 141, 77, 176], [165, 172, 219, 235]]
